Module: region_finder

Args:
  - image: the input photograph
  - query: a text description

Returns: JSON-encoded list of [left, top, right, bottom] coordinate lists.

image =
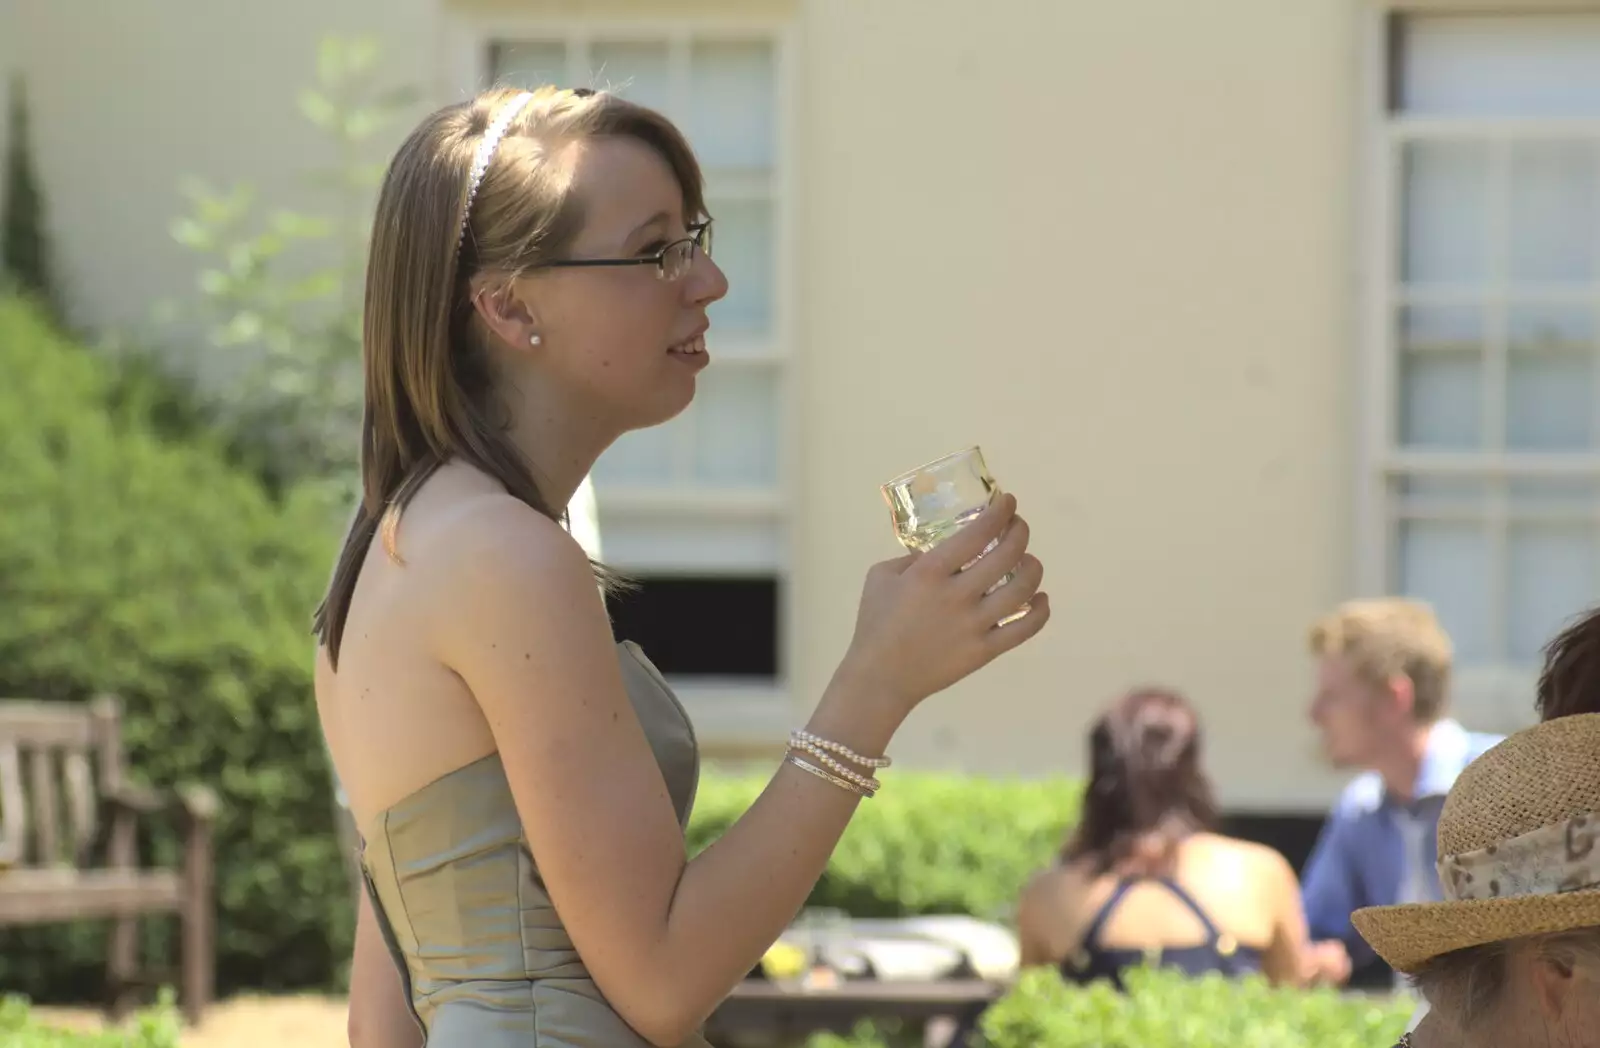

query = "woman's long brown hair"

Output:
[[1060, 687, 1220, 878], [312, 86, 706, 667]]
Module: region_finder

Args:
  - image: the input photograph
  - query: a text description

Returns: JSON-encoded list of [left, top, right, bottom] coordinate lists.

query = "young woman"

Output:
[[315, 86, 1050, 1048], [1016, 688, 1310, 988]]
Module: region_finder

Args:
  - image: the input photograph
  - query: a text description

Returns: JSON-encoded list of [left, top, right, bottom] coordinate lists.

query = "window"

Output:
[[1364, 13, 1600, 721], [449, 17, 793, 726]]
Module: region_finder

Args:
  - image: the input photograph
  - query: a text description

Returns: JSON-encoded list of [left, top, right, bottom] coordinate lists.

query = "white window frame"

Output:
[[442, 12, 799, 742], [1357, 5, 1600, 733]]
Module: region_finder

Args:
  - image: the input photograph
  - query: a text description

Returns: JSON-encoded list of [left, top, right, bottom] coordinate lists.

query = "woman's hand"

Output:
[[839, 492, 1049, 719]]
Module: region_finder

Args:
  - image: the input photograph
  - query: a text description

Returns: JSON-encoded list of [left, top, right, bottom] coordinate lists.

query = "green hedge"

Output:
[[0, 994, 179, 1048], [687, 772, 1081, 920], [810, 968, 1414, 1048], [0, 295, 349, 998]]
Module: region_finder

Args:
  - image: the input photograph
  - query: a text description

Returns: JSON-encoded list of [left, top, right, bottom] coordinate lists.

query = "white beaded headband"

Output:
[[457, 91, 537, 250]]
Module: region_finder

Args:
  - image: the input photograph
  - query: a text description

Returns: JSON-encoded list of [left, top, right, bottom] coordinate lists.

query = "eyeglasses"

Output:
[[537, 220, 713, 282]]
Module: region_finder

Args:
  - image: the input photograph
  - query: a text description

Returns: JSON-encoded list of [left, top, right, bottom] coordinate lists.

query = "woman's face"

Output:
[[512, 135, 729, 434]]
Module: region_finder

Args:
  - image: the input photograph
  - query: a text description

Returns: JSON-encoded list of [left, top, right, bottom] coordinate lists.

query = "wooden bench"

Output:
[[0, 695, 217, 1025]]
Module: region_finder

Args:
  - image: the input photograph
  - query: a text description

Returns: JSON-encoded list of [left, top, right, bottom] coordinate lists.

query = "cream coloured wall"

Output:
[[7, 0, 438, 335], [8, 0, 1375, 809], [786, 0, 1363, 808]]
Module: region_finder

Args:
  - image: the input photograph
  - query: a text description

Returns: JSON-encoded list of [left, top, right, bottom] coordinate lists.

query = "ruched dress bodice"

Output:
[[357, 641, 711, 1046]]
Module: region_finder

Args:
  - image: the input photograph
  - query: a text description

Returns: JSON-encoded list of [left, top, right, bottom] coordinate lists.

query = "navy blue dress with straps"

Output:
[[1060, 876, 1264, 991]]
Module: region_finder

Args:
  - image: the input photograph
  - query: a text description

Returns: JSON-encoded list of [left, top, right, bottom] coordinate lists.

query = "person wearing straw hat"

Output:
[[1351, 713, 1600, 1048], [1400, 602, 1600, 1046]]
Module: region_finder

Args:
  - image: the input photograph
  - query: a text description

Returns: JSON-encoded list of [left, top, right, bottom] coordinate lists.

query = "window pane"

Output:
[[690, 367, 779, 487], [1399, 15, 1600, 118], [706, 198, 775, 334], [606, 575, 779, 677], [492, 42, 568, 88], [1401, 141, 1490, 286], [1508, 141, 1598, 284], [689, 41, 776, 170], [1398, 519, 1494, 663], [1508, 522, 1597, 661], [593, 412, 686, 486], [1398, 305, 1484, 448], [588, 41, 672, 114], [1507, 305, 1596, 450], [598, 515, 784, 572]]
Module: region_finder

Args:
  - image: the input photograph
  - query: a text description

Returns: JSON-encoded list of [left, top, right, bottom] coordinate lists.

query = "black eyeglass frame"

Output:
[[534, 220, 713, 280]]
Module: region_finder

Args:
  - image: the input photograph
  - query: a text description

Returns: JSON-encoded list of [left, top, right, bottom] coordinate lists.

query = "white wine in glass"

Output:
[[880, 446, 1030, 625]]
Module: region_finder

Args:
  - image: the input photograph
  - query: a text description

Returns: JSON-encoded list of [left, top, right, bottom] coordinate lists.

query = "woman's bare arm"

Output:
[[1015, 873, 1060, 967], [347, 890, 423, 1048], [431, 494, 1044, 1046], [1261, 847, 1314, 987]]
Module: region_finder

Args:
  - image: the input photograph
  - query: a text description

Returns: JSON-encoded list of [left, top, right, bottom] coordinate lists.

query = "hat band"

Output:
[[1438, 810, 1598, 902]]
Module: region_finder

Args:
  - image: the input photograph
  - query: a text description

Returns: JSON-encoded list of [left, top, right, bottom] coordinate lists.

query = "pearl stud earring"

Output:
[[529, 333, 542, 347]]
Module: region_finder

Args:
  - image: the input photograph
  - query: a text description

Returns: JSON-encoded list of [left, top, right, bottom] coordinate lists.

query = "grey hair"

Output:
[[1410, 927, 1600, 1028]]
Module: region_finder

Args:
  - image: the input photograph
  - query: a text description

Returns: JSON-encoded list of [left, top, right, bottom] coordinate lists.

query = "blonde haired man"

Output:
[[1300, 599, 1500, 988]]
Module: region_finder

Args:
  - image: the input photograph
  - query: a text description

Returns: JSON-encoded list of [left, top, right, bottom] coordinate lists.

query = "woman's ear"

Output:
[[470, 280, 542, 351]]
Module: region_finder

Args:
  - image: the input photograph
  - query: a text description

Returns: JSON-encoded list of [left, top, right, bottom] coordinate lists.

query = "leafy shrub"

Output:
[[0, 992, 180, 1048], [688, 772, 1081, 920], [811, 968, 1413, 1048], [807, 1021, 918, 1048], [2, 75, 62, 321], [0, 295, 348, 999], [978, 967, 1413, 1048]]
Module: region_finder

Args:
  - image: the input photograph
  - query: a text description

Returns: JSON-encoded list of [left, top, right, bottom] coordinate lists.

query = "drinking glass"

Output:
[[880, 446, 1030, 625]]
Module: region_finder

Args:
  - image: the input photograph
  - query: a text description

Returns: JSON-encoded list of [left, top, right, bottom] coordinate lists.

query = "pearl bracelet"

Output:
[[789, 739, 880, 793], [789, 729, 892, 770]]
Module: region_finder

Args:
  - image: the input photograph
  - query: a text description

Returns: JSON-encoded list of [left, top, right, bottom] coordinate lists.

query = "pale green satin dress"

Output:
[[358, 641, 714, 1046]]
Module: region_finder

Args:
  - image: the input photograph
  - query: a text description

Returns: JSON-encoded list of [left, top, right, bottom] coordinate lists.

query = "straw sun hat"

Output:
[[1352, 713, 1600, 974]]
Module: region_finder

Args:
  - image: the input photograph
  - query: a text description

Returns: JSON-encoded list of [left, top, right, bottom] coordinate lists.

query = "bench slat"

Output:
[[29, 748, 60, 865], [0, 869, 183, 924], [0, 702, 96, 749], [63, 749, 96, 859], [0, 744, 25, 866]]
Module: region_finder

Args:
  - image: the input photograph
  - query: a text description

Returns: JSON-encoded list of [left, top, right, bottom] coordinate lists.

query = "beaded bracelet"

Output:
[[789, 729, 892, 770], [789, 739, 880, 793]]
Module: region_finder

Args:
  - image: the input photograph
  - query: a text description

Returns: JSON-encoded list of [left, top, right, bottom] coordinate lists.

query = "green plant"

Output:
[[981, 967, 1412, 1048], [0, 294, 349, 999], [161, 35, 415, 494], [810, 969, 1413, 1048], [688, 772, 1081, 921], [806, 1020, 915, 1048], [1, 74, 62, 320], [0, 991, 180, 1048]]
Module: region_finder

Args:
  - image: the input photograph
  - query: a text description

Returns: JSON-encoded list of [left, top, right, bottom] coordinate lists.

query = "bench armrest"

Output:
[[104, 783, 221, 825], [82, 782, 221, 868]]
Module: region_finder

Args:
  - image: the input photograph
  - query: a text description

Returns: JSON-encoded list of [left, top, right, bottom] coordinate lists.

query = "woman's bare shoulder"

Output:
[[1023, 857, 1099, 905], [1187, 833, 1300, 894]]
